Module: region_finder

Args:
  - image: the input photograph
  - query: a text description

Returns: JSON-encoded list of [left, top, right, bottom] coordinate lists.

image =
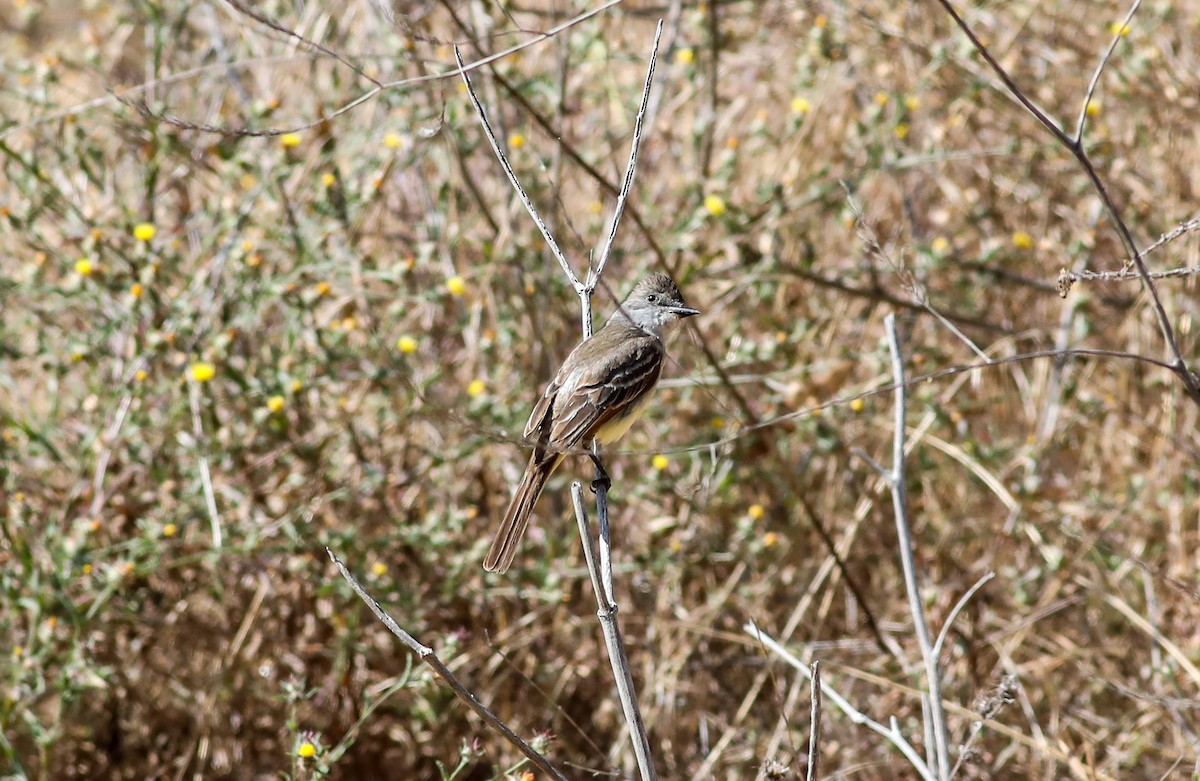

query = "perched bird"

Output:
[[484, 273, 699, 573]]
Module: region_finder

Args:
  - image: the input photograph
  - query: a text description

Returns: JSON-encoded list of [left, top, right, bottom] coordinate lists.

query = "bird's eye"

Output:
[[647, 294, 658, 303]]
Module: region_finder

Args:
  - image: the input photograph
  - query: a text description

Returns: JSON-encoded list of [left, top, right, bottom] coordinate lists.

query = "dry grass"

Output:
[[1, 0, 1198, 779]]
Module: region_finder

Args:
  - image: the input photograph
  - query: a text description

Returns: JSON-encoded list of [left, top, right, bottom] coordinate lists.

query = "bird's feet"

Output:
[[589, 455, 612, 493]]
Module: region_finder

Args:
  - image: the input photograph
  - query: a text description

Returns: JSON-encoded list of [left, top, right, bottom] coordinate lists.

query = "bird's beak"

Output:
[[671, 305, 700, 318]]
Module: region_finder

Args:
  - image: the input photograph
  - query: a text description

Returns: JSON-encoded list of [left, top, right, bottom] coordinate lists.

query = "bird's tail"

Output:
[[483, 453, 560, 573]]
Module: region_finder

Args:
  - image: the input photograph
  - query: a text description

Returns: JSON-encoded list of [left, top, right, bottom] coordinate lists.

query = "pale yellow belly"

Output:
[[592, 390, 654, 445]]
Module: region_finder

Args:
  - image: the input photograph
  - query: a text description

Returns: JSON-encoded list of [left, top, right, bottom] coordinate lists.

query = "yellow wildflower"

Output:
[[130, 283, 145, 298], [383, 132, 403, 149], [162, 523, 178, 537], [467, 379, 486, 397], [280, 133, 301, 148], [652, 454, 669, 471], [133, 223, 156, 241], [790, 96, 811, 114], [321, 172, 336, 187], [508, 133, 525, 149], [850, 398, 865, 413], [396, 336, 418, 354], [1085, 100, 1100, 117], [931, 237, 949, 253], [267, 396, 285, 413], [748, 504, 766, 520], [763, 531, 779, 547], [1012, 231, 1034, 250], [1109, 21, 1131, 37], [894, 123, 909, 139], [371, 562, 388, 576], [446, 275, 467, 297], [703, 194, 726, 216], [75, 258, 94, 276], [674, 47, 695, 65], [874, 91, 889, 106], [297, 742, 316, 759], [189, 362, 216, 382]]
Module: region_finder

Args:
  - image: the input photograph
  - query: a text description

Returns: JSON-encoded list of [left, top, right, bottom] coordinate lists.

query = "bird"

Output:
[[483, 272, 699, 573]]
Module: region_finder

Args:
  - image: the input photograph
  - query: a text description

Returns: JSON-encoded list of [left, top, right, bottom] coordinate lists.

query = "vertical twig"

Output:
[[572, 484, 658, 781], [884, 313, 950, 779], [806, 661, 822, 781]]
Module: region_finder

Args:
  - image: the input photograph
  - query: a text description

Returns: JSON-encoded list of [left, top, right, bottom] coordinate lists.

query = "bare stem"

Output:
[[885, 314, 950, 780], [572, 484, 659, 781], [806, 661, 822, 781]]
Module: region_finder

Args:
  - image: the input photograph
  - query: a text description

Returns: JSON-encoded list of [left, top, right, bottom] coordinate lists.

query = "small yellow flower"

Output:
[[726, 136, 739, 149], [290, 380, 303, 392], [652, 454, 669, 471], [763, 531, 779, 547], [904, 95, 920, 111], [508, 133, 525, 149], [814, 14, 827, 28], [130, 283, 145, 299], [874, 91, 889, 106], [371, 561, 388, 576], [748, 504, 765, 520], [75, 258, 94, 276], [383, 132, 403, 149], [162, 523, 177, 537], [123, 562, 135, 575], [894, 123, 909, 139], [280, 132, 302, 148], [519, 772, 535, 781], [189, 362, 216, 382], [135, 369, 148, 382], [669, 539, 683, 553], [588, 201, 604, 214], [133, 223, 156, 241], [1085, 100, 1100, 117], [241, 239, 255, 252], [239, 173, 257, 189], [446, 275, 467, 297], [12, 646, 22, 658], [1109, 21, 1131, 37], [396, 336, 418, 354], [321, 172, 336, 187], [790, 96, 811, 114], [267, 395, 285, 413], [703, 194, 726, 217], [710, 417, 725, 429], [931, 236, 949, 253], [82, 564, 93, 575], [246, 254, 262, 267], [850, 398, 865, 413], [467, 379, 486, 397], [314, 281, 331, 297], [341, 317, 358, 331], [674, 47, 695, 65], [297, 742, 317, 759], [1012, 231, 1035, 250]]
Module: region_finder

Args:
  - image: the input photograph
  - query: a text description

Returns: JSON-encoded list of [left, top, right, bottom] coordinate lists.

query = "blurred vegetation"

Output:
[[2, 0, 1198, 779]]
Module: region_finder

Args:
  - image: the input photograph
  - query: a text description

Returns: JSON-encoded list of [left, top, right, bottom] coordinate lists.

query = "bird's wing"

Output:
[[546, 335, 663, 449]]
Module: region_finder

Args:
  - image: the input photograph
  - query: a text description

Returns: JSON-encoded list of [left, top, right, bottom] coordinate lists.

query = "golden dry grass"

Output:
[[1, 1, 1198, 779]]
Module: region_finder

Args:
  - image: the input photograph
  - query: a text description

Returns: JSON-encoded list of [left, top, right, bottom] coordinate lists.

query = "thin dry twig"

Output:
[[746, 621, 935, 781], [806, 661, 822, 781], [326, 548, 570, 781], [571, 484, 658, 781], [929, 0, 1200, 405], [884, 313, 951, 780]]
